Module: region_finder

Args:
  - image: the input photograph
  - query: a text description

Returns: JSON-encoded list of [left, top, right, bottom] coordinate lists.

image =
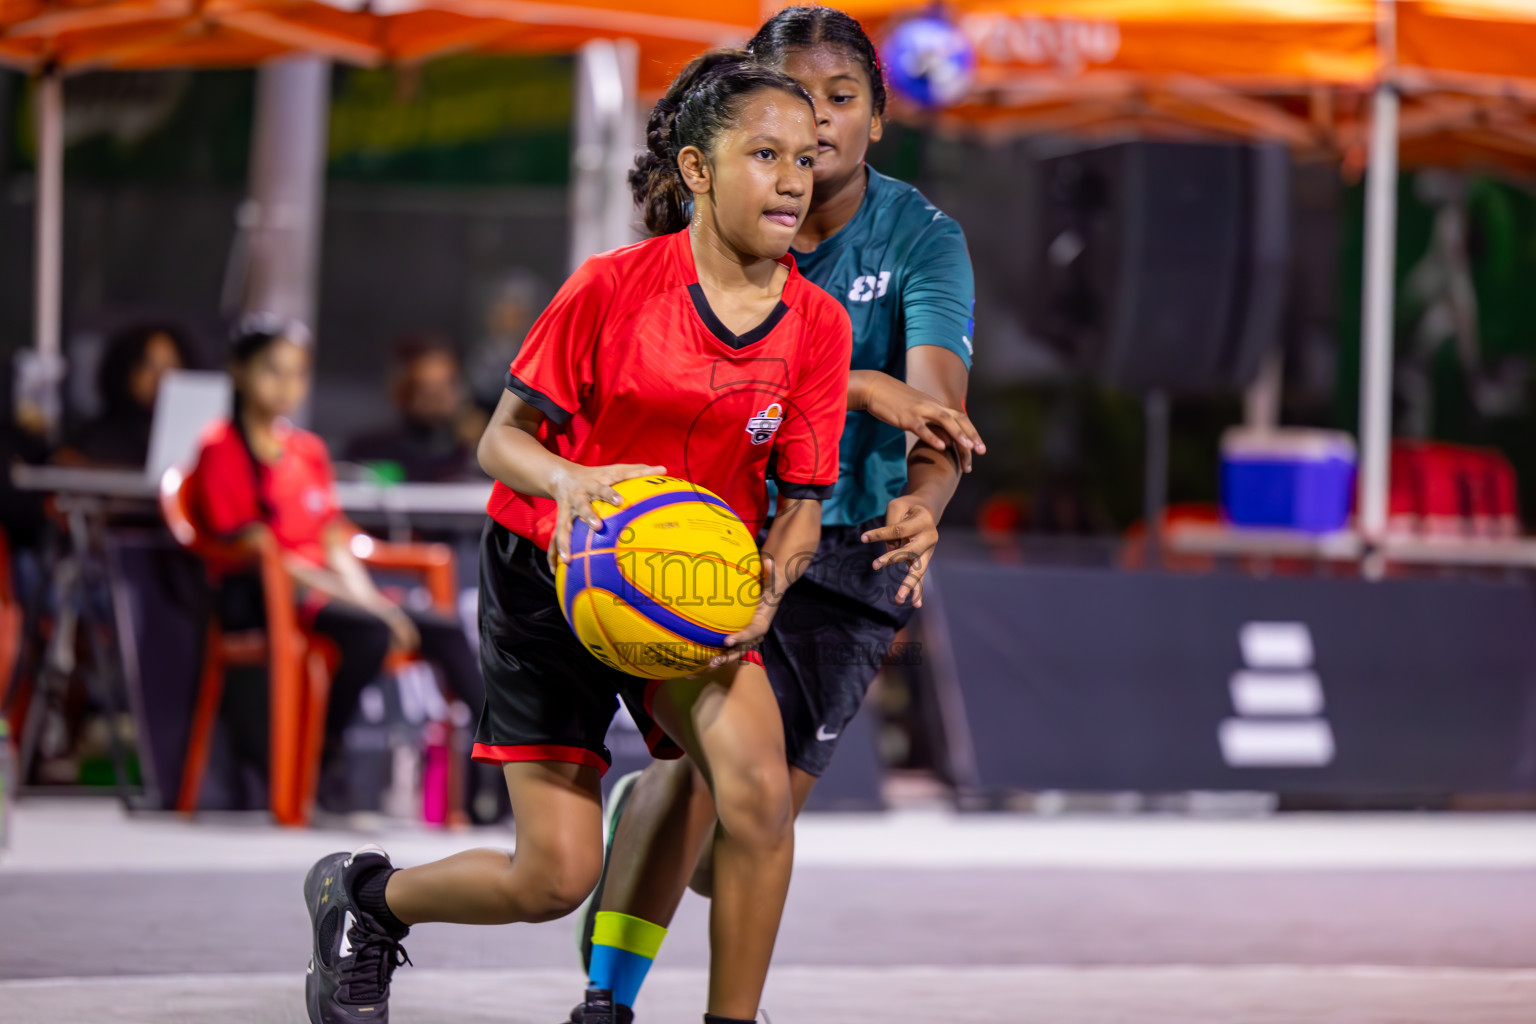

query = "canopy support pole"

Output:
[[1243, 347, 1283, 431], [31, 69, 65, 439], [569, 38, 640, 271], [1358, 0, 1399, 548], [34, 71, 62, 360], [242, 56, 330, 327]]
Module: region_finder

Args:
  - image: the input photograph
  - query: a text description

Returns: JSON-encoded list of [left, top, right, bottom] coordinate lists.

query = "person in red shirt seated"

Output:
[[187, 313, 483, 814]]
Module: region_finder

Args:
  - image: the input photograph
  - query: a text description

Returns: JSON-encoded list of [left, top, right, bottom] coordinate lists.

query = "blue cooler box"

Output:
[[1220, 428, 1357, 533]]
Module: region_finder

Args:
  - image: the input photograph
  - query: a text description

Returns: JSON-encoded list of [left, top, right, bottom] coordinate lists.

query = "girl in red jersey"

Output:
[[188, 316, 484, 814], [302, 52, 850, 1024]]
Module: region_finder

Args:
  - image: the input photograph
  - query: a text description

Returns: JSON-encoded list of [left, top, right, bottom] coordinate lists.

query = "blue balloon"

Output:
[[884, 16, 976, 110]]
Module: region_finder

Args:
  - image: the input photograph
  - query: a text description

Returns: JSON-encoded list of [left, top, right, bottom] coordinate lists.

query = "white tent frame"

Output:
[[1356, 0, 1398, 546]]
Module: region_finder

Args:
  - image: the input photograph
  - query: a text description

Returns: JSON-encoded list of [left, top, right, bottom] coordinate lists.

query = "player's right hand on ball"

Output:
[[547, 461, 667, 572]]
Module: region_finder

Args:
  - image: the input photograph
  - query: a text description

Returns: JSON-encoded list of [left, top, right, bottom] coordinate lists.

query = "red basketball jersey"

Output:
[[189, 419, 341, 568], [488, 229, 852, 549]]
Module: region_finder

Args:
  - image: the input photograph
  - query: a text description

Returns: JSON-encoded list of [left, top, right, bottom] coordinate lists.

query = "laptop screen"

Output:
[[144, 370, 232, 480]]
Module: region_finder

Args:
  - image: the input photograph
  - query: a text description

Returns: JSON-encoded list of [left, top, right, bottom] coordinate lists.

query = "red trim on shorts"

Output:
[[644, 724, 685, 760], [638, 679, 679, 759], [472, 742, 609, 775]]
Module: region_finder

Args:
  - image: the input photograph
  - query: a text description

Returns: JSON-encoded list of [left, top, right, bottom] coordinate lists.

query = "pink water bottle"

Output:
[[421, 722, 450, 826]]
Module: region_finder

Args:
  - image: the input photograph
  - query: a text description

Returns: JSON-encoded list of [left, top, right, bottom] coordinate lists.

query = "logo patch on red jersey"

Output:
[[745, 403, 784, 445]]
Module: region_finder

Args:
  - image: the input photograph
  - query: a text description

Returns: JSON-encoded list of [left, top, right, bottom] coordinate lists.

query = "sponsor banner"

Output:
[[925, 558, 1536, 794]]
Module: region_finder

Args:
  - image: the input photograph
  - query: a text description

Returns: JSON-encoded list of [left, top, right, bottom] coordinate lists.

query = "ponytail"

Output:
[[629, 92, 693, 237], [629, 49, 813, 237]]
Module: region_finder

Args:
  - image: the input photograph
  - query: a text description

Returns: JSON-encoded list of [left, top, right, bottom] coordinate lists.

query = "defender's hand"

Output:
[[863, 496, 939, 607], [862, 374, 984, 472]]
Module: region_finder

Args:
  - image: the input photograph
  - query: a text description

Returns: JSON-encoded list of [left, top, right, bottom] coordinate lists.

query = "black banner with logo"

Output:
[[924, 560, 1536, 795]]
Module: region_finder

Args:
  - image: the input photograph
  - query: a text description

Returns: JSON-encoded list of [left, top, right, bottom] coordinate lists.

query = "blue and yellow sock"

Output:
[[588, 911, 667, 1009]]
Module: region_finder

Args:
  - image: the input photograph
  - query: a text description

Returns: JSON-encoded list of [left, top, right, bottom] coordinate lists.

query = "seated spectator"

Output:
[[60, 321, 198, 468], [186, 314, 484, 812], [343, 334, 481, 482]]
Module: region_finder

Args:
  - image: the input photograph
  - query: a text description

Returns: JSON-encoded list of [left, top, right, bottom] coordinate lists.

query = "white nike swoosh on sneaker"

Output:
[[815, 725, 839, 742], [339, 910, 356, 958]]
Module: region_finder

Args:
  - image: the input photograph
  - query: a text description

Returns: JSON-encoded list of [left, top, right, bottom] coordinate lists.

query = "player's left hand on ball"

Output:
[[548, 461, 667, 573], [709, 553, 777, 668], [863, 496, 938, 607]]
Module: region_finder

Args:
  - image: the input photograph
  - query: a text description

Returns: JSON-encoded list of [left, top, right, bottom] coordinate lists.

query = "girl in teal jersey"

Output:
[[567, 9, 984, 1022]]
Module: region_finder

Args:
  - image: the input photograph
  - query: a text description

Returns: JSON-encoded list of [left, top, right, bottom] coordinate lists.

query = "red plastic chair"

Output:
[[1390, 441, 1522, 540], [160, 466, 459, 827]]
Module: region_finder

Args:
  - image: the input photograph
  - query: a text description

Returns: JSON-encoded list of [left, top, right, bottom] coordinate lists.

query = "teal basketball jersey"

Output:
[[790, 166, 975, 527]]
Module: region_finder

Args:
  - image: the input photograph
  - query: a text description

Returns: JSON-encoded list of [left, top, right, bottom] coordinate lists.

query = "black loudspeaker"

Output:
[[1024, 141, 1290, 395]]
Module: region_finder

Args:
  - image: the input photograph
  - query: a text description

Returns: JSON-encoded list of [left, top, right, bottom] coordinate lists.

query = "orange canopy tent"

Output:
[[813, 1, 1536, 172], [1395, 1, 1536, 172], [0, 0, 759, 88], [1400, 0, 1536, 97], [805, 0, 1382, 152]]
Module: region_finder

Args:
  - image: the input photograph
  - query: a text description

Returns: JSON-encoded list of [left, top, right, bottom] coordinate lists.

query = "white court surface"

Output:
[[4, 967, 1536, 1024], [6, 798, 1536, 872], [3, 800, 1535, 1024]]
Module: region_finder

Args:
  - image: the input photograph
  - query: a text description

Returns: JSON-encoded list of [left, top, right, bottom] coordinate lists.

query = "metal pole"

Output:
[[242, 56, 331, 327], [569, 38, 641, 271], [27, 70, 67, 442], [1358, 0, 1399, 545], [34, 71, 62, 361], [1243, 347, 1283, 432]]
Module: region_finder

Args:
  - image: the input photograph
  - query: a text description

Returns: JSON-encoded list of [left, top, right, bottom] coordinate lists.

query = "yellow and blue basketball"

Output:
[[554, 475, 761, 678]]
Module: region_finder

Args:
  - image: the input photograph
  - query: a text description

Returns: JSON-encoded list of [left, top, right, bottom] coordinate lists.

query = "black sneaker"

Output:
[[575, 769, 642, 973], [561, 987, 634, 1024], [304, 843, 411, 1023]]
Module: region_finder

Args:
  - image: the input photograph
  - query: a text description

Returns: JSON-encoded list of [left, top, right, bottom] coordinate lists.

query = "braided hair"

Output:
[[628, 48, 814, 237], [748, 5, 888, 116]]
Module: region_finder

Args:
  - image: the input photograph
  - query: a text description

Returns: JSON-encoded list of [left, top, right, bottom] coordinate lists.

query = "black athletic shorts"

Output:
[[472, 519, 687, 775], [761, 517, 917, 777]]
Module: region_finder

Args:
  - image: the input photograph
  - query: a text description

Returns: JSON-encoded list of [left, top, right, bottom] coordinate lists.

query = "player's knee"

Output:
[[687, 846, 715, 900], [712, 759, 792, 851], [649, 755, 702, 803], [503, 843, 601, 923]]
